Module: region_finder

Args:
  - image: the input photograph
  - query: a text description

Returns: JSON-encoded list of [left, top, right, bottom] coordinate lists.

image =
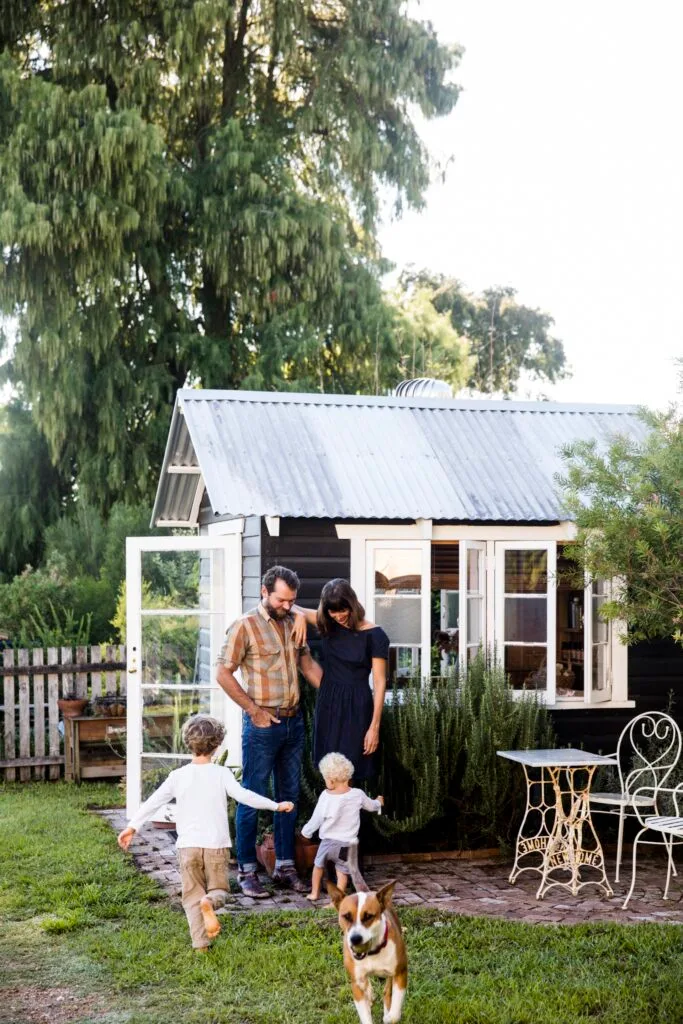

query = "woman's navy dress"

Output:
[[313, 624, 390, 781]]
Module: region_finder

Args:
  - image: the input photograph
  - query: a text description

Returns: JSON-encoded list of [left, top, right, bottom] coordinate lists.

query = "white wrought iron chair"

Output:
[[589, 711, 682, 883], [622, 780, 683, 908]]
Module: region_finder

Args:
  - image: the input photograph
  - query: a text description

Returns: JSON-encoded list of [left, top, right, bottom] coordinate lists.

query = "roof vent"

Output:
[[393, 377, 453, 399]]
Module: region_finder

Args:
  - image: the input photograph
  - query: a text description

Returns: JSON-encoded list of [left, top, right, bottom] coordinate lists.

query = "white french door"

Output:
[[125, 534, 241, 817], [494, 541, 556, 702], [365, 540, 431, 684], [459, 540, 487, 671]]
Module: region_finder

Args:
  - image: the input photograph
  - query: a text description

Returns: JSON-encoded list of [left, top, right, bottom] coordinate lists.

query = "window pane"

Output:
[[142, 614, 207, 686], [504, 550, 547, 594], [141, 550, 205, 610], [592, 596, 608, 644], [592, 644, 608, 691], [375, 549, 421, 594], [505, 646, 547, 691], [467, 596, 483, 645], [140, 755, 188, 803], [504, 598, 547, 643], [388, 646, 421, 682], [467, 548, 483, 593], [375, 597, 421, 644], [142, 687, 212, 755]]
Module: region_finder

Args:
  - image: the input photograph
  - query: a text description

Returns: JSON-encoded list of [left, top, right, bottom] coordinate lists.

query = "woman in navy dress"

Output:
[[294, 579, 389, 780]]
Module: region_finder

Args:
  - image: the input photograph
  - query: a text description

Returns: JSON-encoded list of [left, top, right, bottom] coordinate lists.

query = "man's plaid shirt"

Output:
[[216, 603, 309, 709]]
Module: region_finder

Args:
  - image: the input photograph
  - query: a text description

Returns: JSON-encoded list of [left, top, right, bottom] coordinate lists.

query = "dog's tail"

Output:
[[345, 842, 369, 893]]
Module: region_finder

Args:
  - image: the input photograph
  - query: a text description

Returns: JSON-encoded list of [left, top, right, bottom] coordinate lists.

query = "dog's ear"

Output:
[[376, 880, 396, 909], [326, 880, 345, 909]]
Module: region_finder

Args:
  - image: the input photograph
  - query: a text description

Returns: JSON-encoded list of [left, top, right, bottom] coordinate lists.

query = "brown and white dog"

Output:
[[327, 880, 408, 1024]]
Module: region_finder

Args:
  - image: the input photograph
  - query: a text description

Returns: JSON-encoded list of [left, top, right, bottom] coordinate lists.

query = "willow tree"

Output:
[[0, 2, 460, 508]]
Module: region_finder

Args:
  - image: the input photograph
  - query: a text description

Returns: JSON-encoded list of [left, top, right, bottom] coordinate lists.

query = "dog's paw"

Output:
[[383, 1014, 401, 1024]]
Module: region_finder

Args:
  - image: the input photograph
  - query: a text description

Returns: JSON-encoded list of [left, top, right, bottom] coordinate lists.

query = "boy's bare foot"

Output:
[[199, 897, 221, 939], [305, 892, 320, 902]]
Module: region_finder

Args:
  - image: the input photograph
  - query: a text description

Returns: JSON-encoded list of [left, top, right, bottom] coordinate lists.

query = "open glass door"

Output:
[[494, 541, 556, 701], [125, 534, 240, 818], [584, 577, 613, 703], [366, 541, 431, 685], [459, 541, 487, 671]]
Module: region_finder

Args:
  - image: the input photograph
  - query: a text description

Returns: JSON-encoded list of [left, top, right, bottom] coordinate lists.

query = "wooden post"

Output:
[[61, 646, 74, 698], [33, 649, 45, 781], [104, 644, 118, 696], [90, 644, 102, 702], [47, 647, 61, 780], [3, 649, 15, 783], [18, 649, 31, 782], [75, 645, 88, 699]]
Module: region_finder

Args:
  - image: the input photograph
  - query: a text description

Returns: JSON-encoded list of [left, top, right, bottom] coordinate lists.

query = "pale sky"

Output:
[[379, 0, 683, 409]]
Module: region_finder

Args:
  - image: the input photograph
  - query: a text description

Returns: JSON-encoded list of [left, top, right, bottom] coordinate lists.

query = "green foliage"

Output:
[[0, 400, 69, 580], [558, 409, 683, 644], [401, 271, 568, 394], [376, 654, 556, 848], [0, 2, 460, 510]]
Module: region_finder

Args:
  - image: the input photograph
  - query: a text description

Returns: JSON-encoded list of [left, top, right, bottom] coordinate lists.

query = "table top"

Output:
[[497, 748, 618, 768]]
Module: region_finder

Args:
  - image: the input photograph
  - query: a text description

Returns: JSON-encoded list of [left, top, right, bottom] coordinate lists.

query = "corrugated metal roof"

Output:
[[151, 389, 650, 525]]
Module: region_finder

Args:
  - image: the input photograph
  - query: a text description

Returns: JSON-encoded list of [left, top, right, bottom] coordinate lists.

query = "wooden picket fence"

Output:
[[0, 645, 126, 782]]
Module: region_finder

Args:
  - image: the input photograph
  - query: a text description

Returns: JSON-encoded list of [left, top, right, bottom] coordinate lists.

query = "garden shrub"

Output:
[[373, 653, 556, 852]]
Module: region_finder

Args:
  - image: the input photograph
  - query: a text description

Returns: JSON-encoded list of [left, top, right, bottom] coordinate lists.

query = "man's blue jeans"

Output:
[[236, 711, 305, 873]]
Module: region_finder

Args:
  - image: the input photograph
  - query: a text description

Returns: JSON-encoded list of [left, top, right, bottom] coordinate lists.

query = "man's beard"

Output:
[[264, 597, 290, 619]]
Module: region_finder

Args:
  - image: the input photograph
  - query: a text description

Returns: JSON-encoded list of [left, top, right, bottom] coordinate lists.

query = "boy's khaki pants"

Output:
[[178, 847, 229, 948]]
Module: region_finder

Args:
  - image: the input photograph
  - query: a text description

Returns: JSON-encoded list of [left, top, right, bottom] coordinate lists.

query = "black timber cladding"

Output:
[[261, 518, 351, 610]]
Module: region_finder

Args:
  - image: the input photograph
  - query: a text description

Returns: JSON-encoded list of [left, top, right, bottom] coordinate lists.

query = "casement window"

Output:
[[338, 524, 630, 709]]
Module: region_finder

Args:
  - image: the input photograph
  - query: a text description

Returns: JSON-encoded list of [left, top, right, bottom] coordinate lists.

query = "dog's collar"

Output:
[[351, 919, 389, 961]]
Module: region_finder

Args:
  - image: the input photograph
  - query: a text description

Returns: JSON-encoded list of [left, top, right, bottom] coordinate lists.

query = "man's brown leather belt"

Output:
[[261, 704, 300, 718]]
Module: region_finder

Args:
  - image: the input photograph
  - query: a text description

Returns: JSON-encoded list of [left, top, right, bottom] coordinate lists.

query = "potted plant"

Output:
[[57, 692, 89, 719], [294, 832, 319, 874], [256, 826, 276, 876]]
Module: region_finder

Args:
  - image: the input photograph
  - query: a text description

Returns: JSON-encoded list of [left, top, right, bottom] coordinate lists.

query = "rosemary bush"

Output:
[[375, 652, 556, 851]]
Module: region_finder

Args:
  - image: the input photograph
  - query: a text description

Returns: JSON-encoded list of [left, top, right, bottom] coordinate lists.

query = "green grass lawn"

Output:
[[0, 783, 681, 1024]]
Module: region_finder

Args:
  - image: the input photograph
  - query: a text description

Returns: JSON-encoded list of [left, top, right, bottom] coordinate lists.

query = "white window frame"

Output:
[[459, 540, 487, 672], [494, 540, 557, 704], [335, 523, 631, 710]]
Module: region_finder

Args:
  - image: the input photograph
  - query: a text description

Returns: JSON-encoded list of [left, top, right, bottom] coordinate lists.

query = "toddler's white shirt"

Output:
[[301, 788, 382, 843], [128, 761, 279, 849]]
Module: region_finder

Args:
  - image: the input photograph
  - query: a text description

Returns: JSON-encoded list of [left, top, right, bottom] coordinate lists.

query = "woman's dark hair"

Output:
[[316, 578, 365, 635]]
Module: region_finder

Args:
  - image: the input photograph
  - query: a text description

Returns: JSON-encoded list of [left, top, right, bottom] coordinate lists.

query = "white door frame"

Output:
[[125, 533, 241, 817]]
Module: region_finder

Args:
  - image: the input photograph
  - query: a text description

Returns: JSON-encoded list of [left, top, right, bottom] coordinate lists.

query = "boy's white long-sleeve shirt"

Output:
[[301, 788, 382, 843], [128, 762, 279, 849]]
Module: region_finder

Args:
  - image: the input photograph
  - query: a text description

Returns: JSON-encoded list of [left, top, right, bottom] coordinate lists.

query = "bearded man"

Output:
[[216, 565, 321, 898]]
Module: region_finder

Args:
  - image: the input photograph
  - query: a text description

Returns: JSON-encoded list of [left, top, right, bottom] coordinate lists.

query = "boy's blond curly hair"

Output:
[[181, 714, 225, 756], [318, 751, 354, 784]]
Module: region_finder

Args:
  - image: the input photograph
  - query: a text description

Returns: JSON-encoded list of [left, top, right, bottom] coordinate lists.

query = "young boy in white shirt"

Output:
[[118, 714, 293, 950], [301, 751, 383, 901]]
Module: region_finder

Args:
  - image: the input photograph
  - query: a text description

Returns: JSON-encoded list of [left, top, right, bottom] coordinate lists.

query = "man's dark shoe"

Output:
[[272, 866, 308, 893], [237, 871, 269, 899]]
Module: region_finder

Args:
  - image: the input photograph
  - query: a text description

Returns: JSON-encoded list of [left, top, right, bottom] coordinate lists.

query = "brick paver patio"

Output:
[[100, 809, 683, 925]]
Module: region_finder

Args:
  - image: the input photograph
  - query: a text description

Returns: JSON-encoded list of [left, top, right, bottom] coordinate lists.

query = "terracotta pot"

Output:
[[294, 833, 319, 874], [256, 832, 276, 876], [57, 698, 89, 719]]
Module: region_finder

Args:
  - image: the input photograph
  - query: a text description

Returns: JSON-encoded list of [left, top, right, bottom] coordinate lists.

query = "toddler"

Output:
[[301, 751, 383, 901], [118, 714, 293, 950]]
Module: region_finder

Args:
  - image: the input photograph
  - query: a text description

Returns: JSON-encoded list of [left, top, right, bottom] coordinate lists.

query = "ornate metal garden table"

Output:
[[497, 748, 618, 899]]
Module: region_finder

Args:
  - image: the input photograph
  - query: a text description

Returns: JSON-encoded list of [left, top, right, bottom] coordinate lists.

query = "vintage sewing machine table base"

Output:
[[497, 748, 618, 899]]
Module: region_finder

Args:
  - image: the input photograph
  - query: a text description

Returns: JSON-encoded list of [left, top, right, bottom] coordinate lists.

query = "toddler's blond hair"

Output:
[[319, 751, 354, 784]]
